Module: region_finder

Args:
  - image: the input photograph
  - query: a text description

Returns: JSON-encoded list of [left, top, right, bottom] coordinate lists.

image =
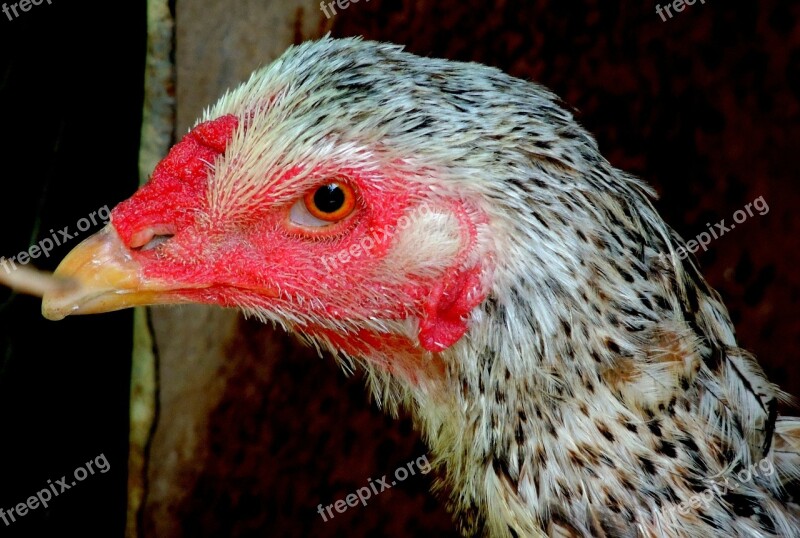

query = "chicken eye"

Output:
[[305, 183, 355, 221], [295, 182, 356, 225]]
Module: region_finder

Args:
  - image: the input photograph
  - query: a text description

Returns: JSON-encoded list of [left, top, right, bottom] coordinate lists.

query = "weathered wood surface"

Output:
[[127, 1, 174, 536]]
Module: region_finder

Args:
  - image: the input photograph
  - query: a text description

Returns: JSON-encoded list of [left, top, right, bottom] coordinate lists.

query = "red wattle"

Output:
[[418, 265, 486, 352]]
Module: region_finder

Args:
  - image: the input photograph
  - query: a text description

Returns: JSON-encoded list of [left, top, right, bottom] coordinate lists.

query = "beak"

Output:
[[42, 225, 192, 320]]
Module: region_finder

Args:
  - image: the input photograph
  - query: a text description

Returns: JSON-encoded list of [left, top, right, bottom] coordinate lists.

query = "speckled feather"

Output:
[[195, 37, 800, 537]]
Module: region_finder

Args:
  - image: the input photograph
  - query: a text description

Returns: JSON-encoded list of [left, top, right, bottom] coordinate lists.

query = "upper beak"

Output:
[[42, 225, 192, 320]]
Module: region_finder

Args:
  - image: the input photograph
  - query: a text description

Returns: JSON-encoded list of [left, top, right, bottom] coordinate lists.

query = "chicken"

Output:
[[39, 36, 800, 537]]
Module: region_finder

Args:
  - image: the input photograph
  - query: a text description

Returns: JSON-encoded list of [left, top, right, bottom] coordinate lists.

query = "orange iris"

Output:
[[303, 182, 356, 222]]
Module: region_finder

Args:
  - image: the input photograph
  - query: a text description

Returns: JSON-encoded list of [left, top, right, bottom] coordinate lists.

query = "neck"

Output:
[[384, 195, 784, 536], [379, 185, 706, 535], [396, 286, 601, 536]]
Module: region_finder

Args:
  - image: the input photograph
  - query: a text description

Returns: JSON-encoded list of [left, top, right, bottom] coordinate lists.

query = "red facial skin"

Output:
[[111, 115, 488, 383]]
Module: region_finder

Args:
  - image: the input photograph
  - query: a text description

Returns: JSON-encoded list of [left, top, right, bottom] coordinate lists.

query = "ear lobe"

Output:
[[418, 264, 488, 352]]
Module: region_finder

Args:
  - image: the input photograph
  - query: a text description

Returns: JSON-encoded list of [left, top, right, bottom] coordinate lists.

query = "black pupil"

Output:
[[313, 184, 345, 213]]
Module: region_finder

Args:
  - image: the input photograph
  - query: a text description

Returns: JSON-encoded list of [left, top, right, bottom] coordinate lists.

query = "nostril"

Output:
[[130, 226, 176, 251], [137, 234, 175, 252]]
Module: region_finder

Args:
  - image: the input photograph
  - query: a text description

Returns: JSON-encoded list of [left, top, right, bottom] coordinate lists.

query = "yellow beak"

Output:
[[41, 225, 190, 320]]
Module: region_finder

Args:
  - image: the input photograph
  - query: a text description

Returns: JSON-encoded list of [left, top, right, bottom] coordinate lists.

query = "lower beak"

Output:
[[42, 225, 189, 320]]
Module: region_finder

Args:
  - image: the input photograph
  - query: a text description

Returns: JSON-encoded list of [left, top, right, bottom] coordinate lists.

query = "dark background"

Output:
[[0, 1, 144, 537], [1, 1, 799, 537]]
